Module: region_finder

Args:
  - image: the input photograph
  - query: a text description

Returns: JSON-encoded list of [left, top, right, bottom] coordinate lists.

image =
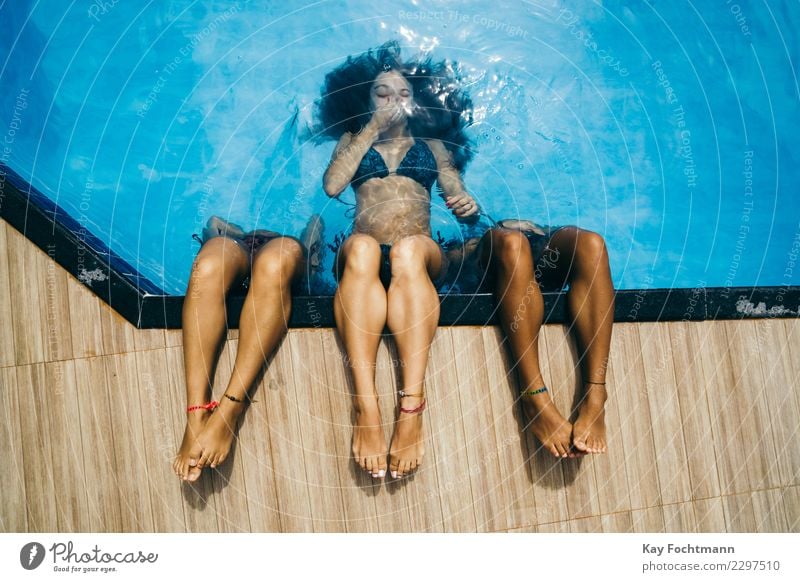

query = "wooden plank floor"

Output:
[[1, 220, 799, 532]]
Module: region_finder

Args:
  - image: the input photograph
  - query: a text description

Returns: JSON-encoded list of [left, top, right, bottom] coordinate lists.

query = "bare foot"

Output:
[[173, 411, 209, 481], [520, 388, 576, 458], [388, 393, 425, 479], [352, 394, 387, 479], [573, 383, 607, 454], [194, 399, 245, 474]]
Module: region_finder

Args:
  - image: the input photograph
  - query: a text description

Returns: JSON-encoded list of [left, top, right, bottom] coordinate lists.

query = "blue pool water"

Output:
[[1, 1, 798, 294]]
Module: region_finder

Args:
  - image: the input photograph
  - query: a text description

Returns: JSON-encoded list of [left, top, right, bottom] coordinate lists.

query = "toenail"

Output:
[[378, 470, 385, 477]]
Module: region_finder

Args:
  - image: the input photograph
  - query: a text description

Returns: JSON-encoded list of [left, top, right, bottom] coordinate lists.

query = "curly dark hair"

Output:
[[313, 41, 474, 171]]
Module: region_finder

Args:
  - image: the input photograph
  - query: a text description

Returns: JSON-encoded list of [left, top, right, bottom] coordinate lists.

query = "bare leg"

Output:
[[334, 234, 388, 479], [482, 229, 574, 458], [547, 227, 614, 454], [174, 237, 248, 481], [194, 237, 305, 475], [386, 235, 442, 478]]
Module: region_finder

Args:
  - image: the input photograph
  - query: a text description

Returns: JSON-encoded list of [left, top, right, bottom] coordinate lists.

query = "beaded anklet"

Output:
[[187, 401, 218, 413], [223, 393, 255, 404], [521, 386, 548, 397], [186, 393, 254, 413]]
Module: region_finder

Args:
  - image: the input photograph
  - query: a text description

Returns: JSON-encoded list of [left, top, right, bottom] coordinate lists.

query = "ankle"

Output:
[[353, 394, 380, 415], [582, 381, 608, 403], [397, 388, 426, 413], [186, 400, 217, 417], [215, 393, 249, 418], [520, 387, 554, 412], [186, 410, 210, 421]]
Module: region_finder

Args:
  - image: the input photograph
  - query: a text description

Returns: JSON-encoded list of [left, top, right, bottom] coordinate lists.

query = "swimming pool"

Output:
[[1, 0, 798, 295]]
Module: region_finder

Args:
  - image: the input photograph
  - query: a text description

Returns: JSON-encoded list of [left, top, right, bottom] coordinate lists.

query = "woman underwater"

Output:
[[316, 42, 479, 479]]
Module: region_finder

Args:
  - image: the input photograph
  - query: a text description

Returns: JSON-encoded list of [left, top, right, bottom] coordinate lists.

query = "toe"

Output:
[[596, 438, 607, 454], [401, 460, 410, 477], [214, 451, 227, 468], [371, 457, 384, 478], [389, 455, 400, 474], [195, 456, 206, 470], [187, 465, 202, 482]]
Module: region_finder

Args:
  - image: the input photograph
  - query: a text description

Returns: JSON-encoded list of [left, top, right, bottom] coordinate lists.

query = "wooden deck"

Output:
[[1, 219, 798, 532]]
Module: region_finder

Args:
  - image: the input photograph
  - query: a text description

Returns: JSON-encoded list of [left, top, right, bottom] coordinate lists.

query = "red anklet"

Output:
[[398, 390, 426, 415], [187, 401, 218, 413], [399, 400, 426, 414]]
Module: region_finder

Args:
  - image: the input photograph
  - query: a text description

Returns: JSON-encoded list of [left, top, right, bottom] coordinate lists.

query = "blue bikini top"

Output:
[[351, 139, 438, 192]]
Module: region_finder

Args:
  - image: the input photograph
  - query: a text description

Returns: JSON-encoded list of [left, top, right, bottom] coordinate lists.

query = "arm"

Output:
[[322, 127, 377, 197], [426, 139, 480, 220]]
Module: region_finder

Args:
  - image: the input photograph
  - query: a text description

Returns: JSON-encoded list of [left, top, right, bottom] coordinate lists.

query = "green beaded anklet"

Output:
[[521, 386, 548, 397]]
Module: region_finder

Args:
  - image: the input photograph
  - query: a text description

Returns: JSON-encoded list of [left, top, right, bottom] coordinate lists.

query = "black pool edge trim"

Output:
[[2, 163, 799, 329]]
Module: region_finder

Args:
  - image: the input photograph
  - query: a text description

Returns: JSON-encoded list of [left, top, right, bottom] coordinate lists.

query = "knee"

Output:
[[251, 239, 303, 287], [575, 230, 608, 266], [191, 252, 224, 284], [490, 229, 530, 264], [389, 237, 428, 277], [190, 238, 237, 287], [341, 235, 381, 275]]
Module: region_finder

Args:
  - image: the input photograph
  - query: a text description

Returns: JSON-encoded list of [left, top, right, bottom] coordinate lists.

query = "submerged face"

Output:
[[370, 70, 413, 114]]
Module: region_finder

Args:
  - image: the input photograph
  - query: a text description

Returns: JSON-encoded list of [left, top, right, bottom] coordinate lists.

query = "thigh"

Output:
[[391, 234, 446, 282], [539, 226, 581, 288]]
